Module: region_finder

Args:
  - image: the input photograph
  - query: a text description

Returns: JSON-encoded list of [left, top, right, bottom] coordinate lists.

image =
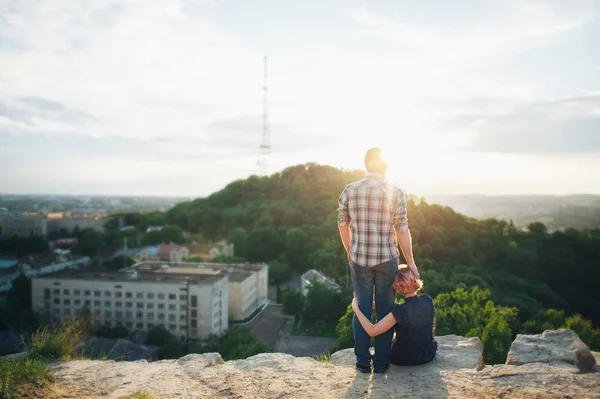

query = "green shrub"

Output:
[[0, 358, 54, 399], [117, 390, 155, 399], [26, 317, 88, 361]]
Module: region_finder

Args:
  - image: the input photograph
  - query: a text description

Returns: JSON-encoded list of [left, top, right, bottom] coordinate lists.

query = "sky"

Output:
[[1, 0, 600, 197]]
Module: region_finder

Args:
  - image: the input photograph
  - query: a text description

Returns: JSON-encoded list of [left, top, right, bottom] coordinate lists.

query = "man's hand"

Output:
[[352, 296, 359, 313], [408, 262, 420, 281]]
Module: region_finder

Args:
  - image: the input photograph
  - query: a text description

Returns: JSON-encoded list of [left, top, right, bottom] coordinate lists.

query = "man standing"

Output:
[[338, 147, 419, 374]]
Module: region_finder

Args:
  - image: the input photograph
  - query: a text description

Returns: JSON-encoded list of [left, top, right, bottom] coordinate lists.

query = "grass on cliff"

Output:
[[0, 358, 55, 399], [25, 316, 88, 361], [0, 316, 89, 399], [117, 390, 155, 399]]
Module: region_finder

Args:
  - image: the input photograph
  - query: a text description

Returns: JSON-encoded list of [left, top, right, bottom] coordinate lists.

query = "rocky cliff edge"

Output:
[[51, 330, 599, 398]]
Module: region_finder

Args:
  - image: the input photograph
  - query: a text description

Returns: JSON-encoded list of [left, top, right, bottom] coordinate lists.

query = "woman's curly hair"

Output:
[[392, 264, 423, 294]]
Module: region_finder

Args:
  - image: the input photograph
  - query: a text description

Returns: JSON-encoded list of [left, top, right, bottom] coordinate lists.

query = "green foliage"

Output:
[[117, 391, 155, 399], [330, 304, 354, 353], [72, 229, 105, 256], [315, 352, 331, 362], [280, 287, 305, 316], [564, 315, 600, 350], [0, 358, 54, 399], [207, 255, 246, 264], [145, 326, 185, 359], [0, 235, 49, 257], [141, 225, 186, 246], [481, 316, 513, 365], [26, 316, 89, 361], [101, 256, 135, 271], [303, 281, 347, 323], [190, 327, 273, 361], [268, 259, 292, 284], [93, 324, 130, 339], [0, 273, 38, 332]]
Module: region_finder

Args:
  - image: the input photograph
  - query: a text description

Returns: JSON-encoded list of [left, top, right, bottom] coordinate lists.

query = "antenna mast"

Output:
[[258, 55, 271, 175]]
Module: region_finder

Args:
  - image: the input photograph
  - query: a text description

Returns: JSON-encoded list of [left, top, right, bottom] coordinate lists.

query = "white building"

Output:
[[131, 261, 268, 322], [32, 269, 228, 341]]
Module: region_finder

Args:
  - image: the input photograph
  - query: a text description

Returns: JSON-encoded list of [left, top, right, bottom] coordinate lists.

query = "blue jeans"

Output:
[[350, 258, 398, 370]]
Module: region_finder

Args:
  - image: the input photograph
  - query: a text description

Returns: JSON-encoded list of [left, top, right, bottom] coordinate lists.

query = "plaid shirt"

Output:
[[338, 173, 408, 267]]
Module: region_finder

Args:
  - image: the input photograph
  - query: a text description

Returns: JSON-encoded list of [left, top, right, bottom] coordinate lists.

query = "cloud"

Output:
[[444, 94, 600, 153], [349, 1, 596, 61]]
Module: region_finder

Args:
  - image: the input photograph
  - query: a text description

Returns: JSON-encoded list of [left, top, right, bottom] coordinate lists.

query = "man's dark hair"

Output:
[[364, 147, 387, 173]]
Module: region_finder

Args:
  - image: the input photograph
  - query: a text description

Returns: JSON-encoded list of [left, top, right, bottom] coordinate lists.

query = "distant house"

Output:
[[83, 337, 159, 362], [188, 240, 234, 261], [146, 226, 163, 233], [0, 253, 89, 293], [300, 269, 342, 296], [140, 244, 189, 263]]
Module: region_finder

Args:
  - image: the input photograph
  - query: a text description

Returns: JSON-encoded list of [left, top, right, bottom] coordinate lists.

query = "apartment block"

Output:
[[32, 269, 229, 341], [0, 214, 47, 237], [132, 262, 268, 321]]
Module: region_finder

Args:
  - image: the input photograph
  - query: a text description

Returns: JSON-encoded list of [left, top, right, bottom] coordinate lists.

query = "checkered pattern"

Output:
[[338, 174, 408, 267]]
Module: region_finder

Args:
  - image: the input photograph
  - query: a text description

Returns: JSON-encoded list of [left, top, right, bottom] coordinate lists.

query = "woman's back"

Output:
[[390, 294, 437, 365]]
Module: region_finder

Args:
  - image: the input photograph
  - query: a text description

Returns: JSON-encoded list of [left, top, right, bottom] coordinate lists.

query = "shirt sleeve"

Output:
[[337, 187, 351, 226], [391, 304, 404, 324], [392, 188, 409, 231]]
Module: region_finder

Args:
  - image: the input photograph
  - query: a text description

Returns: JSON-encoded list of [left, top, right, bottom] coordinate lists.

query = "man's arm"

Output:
[[338, 224, 352, 261], [392, 189, 419, 278], [396, 228, 419, 278], [338, 188, 352, 261]]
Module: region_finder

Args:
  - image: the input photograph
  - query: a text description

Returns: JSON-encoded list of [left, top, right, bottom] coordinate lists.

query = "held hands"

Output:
[[351, 295, 359, 313]]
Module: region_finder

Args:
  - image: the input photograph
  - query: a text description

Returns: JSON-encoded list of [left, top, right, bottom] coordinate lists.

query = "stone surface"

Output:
[[176, 352, 224, 367], [49, 330, 600, 399], [507, 329, 598, 371], [331, 335, 484, 371]]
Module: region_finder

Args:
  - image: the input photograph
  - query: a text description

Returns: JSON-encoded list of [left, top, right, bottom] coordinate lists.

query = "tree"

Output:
[[72, 230, 105, 256], [268, 259, 292, 285], [303, 281, 346, 322], [145, 326, 184, 359], [481, 316, 513, 364], [161, 225, 186, 244], [246, 227, 283, 262], [191, 327, 273, 361], [331, 304, 354, 353], [141, 230, 163, 246], [284, 227, 310, 272], [228, 227, 249, 259], [280, 287, 305, 316]]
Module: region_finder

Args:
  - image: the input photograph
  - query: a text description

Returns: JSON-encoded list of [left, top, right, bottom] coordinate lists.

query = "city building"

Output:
[[300, 269, 342, 296], [46, 217, 106, 233], [131, 261, 268, 321], [140, 244, 189, 263], [31, 269, 229, 341], [1, 253, 90, 293], [188, 240, 234, 261], [0, 214, 47, 237]]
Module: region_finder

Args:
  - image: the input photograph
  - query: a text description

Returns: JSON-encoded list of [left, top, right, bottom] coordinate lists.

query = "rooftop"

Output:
[[301, 269, 342, 291], [135, 264, 255, 283], [34, 269, 227, 285], [133, 261, 267, 273]]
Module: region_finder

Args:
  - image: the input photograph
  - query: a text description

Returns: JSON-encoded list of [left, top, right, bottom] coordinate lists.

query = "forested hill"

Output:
[[167, 163, 600, 327]]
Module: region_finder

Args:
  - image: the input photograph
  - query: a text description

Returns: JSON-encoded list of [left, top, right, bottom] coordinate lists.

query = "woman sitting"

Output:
[[352, 265, 437, 366]]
